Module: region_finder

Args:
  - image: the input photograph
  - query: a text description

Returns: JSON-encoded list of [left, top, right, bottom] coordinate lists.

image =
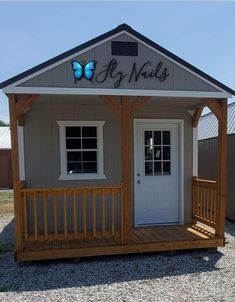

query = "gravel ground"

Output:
[[1, 215, 235, 301]]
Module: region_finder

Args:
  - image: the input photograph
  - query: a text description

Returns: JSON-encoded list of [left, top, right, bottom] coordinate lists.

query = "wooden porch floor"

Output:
[[17, 224, 224, 261]]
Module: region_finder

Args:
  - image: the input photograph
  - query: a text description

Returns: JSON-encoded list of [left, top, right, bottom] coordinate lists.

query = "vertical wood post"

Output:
[[8, 94, 23, 252], [121, 96, 132, 244], [216, 99, 227, 238]]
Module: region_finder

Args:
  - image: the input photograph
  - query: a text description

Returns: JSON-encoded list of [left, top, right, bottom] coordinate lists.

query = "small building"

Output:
[[198, 102, 235, 222], [0, 127, 12, 188], [0, 24, 234, 262]]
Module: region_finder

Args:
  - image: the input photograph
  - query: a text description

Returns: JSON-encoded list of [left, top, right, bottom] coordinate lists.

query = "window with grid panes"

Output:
[[57, 121, 105, 180]]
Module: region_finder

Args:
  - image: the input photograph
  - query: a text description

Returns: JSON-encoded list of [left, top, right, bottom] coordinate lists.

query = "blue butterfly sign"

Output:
[[71, 60, 96, 82]]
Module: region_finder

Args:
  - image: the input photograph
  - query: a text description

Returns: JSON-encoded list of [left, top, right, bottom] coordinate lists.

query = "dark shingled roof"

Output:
[[0, 23, 234, 95]]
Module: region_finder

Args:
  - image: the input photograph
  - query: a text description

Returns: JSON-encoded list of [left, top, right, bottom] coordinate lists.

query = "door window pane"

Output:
[[154, 162, 162, 175], [163, 131, 170, 145], [154, 146, 161, 160], [163, 146, 170, 160], [163, 162, 171, 175], [145, 131, 152, 145], [145, 147, 153, 160], [154, 131, 161, 145], [145, 162, 153, 176]]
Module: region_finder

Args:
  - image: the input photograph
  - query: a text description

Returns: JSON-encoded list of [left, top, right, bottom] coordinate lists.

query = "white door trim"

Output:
[[133, 119, 184, 226]]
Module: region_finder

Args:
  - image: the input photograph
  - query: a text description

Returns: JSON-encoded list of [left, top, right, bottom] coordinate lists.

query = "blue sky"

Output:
[[0, 1, 234, 122]]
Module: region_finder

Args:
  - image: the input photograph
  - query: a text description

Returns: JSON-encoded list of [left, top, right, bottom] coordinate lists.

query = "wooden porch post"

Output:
[[216, 99, 227, 238], [121, 96, 132, 244], [8, 94, 22, 252]]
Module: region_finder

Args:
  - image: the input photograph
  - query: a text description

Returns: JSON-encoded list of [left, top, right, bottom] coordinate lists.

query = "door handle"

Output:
[[137, 180, 141, 184]]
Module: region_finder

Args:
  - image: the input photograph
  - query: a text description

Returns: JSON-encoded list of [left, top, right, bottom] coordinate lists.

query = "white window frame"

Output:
[[57, 121, 106, 180]]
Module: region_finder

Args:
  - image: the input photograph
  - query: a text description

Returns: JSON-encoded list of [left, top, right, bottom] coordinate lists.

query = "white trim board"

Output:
[[2, 29, 229, 96], [3, 86, 232, 98], [133, 119, 184, 226], [17, 126, 25, 181]]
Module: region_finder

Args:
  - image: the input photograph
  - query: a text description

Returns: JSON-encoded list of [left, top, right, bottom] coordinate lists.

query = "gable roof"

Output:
[[198, 102, 235, 140], [0, 23, 234, 95], [0, 127, 11, 149]]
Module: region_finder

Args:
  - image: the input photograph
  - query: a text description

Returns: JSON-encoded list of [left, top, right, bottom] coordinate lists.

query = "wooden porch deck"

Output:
[[18, 224, 224, 261]]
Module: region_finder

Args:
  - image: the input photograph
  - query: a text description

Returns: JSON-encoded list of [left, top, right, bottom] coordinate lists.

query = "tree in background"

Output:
[[0, 120, 9, 126]]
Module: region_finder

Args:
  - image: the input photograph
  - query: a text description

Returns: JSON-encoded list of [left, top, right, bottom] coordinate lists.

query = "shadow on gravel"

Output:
[[0, 217, 14, 253], [0, 217, 226, 293], [225, 219, 235, 238]]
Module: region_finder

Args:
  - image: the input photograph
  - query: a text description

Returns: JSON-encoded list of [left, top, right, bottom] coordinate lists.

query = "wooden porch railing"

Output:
[[19, 186, 123, 245], [192, 178, 217, 228]]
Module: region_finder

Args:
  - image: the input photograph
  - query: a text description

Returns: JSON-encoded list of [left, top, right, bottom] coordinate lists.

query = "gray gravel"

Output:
[[1, 214, 235, 301]]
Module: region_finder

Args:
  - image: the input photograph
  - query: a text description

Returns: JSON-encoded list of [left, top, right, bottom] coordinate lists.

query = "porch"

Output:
[[16, 179, 224, 261]]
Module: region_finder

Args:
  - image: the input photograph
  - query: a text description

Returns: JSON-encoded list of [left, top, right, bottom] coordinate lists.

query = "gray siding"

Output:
[[19, 33, 219, 92], [24, 95, 195, 231], [198, 135, 235, 221]]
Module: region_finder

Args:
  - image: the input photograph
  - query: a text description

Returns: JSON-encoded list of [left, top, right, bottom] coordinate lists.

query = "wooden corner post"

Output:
[[121, 96, 132, 244], [8, 94, 22, 252], [216, 99, 227, 238]]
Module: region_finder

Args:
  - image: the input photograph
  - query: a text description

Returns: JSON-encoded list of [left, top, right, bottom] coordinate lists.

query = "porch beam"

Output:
[[215, 99, 227, 238], [192, 107, 204, 127], [15, 94, 39, 120], [131, 96, 151, 115], [121, 96, 133, 244], [8, 94, 23, 251], [203, 99, 222, 121], [100, 95, 121, 118]]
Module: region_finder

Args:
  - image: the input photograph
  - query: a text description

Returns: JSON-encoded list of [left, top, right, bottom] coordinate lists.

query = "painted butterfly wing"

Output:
[[84, 60, 96, 80], [72, 60, 83, 80]]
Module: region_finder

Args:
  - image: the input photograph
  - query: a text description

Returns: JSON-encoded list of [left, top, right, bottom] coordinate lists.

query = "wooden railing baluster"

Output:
[[111, 189, 115, 236], [93, 189, 96, 238], [23, 191, 28, 240], [73, 190, 77, 238], [43, 191, 48, 240], [53, 192, 58, 240], [63, 190, 67, 239], [83, 190, 87, 238], [102, 189, 106, 237], [33, 191, 38, 241]]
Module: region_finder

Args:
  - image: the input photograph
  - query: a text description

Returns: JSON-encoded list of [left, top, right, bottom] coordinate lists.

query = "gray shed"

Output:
[[0, 24, 234, 261], [198, 102, 235, 221]]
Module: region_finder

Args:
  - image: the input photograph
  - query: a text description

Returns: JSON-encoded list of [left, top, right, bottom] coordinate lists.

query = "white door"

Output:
[[134, 120, 181, 226]]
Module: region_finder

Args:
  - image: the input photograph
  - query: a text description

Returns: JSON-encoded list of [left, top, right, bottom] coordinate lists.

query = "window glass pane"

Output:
[[144, 131, 152, 145], [83, 162, 97, 173], [145, 162, 153, 176], [67, 162, 82, 174], [83, 151, 97, 162], [82, 138, 97, 149], [67, 151, 81, 161], [154, 162, 162, 175], [163, 146, 170, 160], [154, 146, 161, 160], [66, 138, 81, 149], [145, 147, 153, 160], [163, 131, 170, 145], [66, 127, 81, 137], [154, 131, 161, 145], [82, 127, 97, 137], [163, 162, 171, 175]]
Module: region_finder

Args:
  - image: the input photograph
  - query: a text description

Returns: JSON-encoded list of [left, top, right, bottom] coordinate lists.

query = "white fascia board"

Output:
[[3, 86, 232, 98], [2, 30, 229, 95]]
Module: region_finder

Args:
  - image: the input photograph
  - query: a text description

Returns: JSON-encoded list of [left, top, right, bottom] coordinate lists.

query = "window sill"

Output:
[[58, 173, 107, 181]]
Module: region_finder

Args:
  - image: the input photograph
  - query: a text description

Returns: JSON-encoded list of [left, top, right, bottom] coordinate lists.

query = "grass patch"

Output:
[[0, 190, 14, 214]]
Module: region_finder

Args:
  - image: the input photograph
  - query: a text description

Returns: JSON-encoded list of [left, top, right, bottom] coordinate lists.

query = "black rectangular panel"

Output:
[[111, 41, 138, 56]]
